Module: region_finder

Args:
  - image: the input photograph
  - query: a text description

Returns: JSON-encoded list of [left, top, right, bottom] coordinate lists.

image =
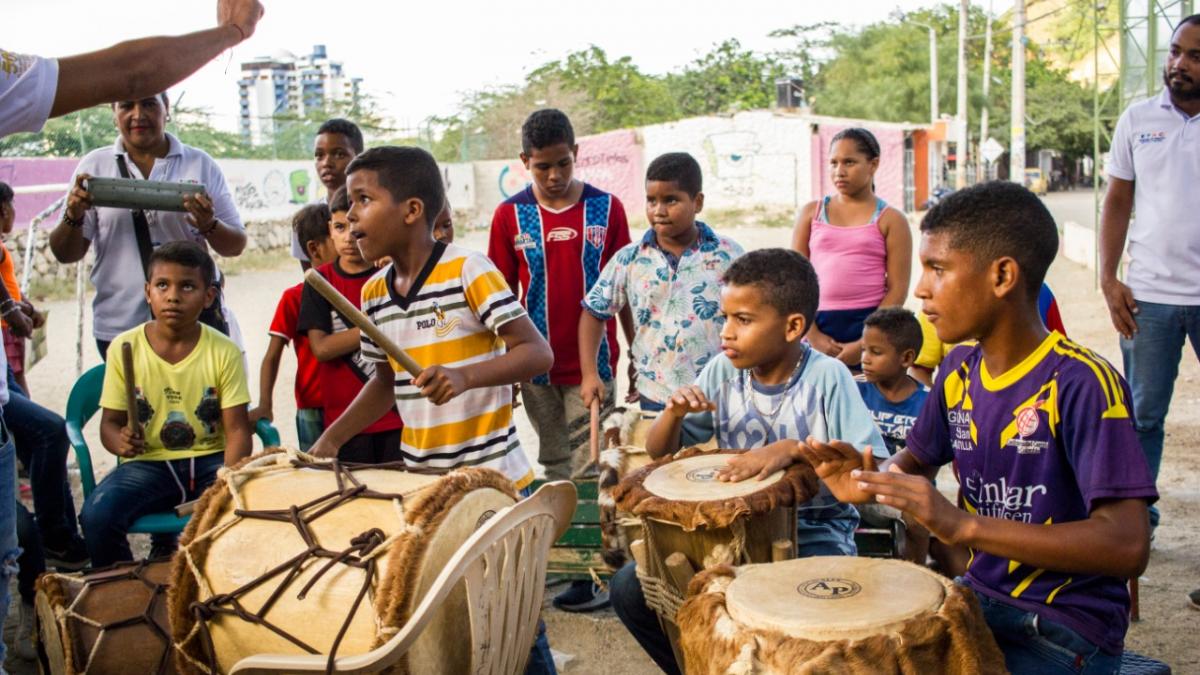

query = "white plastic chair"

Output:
[[230, 480, 577, 675]]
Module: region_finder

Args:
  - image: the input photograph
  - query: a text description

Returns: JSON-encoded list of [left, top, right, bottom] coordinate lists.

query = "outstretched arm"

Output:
[[49, 0, 263, 117], [855, 469, 1150, 578]]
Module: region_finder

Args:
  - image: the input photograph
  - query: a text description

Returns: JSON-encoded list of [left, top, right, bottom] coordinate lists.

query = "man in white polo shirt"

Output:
[[1100, 15, 1200, 541]]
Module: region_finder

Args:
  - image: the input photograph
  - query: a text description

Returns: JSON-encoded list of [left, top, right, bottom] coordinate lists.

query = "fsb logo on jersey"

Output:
[[1136, 131, 1166, 145]]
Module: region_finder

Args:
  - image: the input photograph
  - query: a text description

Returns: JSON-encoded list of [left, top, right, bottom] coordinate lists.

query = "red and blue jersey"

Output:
[[908, 332, 1157, 654], [488, 183, 630, 385]]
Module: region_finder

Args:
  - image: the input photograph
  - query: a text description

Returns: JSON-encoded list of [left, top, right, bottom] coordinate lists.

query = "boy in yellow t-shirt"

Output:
[[80, 241, 252, 566]]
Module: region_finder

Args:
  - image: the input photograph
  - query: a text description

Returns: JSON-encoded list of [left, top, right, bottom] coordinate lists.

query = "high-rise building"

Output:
[[237, 45, 362, 145]]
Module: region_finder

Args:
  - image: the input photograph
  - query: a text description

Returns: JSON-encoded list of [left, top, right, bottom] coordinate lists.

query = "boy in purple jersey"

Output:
[[737, 182, 1157, 673]]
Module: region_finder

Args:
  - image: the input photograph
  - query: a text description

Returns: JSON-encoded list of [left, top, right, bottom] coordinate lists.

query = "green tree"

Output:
[[528, 46, 678, 131], [666, 39, 787, 116], [0, 105, 117, 157]]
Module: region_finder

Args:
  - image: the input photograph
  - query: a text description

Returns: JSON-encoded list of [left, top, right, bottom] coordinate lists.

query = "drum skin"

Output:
[[677, 558, 1007, 675], [168, 450, 517, 675]]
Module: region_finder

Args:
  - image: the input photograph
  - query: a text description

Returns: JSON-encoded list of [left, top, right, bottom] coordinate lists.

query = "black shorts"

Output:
[[337, 428, 403, 464]]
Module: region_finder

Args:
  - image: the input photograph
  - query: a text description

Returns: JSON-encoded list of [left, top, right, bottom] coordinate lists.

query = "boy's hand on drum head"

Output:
[[718, 443, 793, 482], [796, 436, 878, 504], [665, 385, 715, 419], [115, 425, 145, 458]]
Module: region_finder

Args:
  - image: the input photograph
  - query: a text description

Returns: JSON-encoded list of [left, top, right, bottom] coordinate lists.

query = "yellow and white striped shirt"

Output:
[[359, 243, 534, 488]]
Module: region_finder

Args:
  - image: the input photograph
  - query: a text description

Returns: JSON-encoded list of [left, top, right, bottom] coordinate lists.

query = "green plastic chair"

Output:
[[65, 363, 282, 535]]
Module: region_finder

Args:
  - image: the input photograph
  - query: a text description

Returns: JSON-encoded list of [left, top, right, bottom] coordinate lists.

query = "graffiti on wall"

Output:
[[221, 160, 317, 221], [698, 130, 797, 205], [493, 129, 643, 210]]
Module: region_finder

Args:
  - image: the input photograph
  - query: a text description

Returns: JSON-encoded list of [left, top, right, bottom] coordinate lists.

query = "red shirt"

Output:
[[268, 283, 322, 410], [297, 260, 403, 434], [488, 183, 630, 385]]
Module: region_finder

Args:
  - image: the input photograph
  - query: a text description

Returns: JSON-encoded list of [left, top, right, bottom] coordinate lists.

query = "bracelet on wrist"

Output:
[[62, 213, 82, 228]]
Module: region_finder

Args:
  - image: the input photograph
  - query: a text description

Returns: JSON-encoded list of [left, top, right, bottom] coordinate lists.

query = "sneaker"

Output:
[[1189, 588, 1200, 611], [552, 579, 610, 613], [44, 535, 90, 572], [12, 601, 36, 661]]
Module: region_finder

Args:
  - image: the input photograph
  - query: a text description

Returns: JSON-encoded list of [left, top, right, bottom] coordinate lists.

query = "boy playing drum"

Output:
[[735, 182, 1156, 673]]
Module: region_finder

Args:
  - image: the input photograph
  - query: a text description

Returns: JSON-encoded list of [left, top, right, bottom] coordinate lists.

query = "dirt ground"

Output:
[[7, 220, 1198, 673]]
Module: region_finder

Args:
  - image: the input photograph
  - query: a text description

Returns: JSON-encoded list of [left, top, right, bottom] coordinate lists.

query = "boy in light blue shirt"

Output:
[[616, 248, 885, 674]]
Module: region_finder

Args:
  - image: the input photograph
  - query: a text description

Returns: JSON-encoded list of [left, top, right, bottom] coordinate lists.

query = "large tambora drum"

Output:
[[168, 449, 518, 674], [677, 557, 1006, 674], [36, 559, 177, 675], [613, 447, 818, 643]]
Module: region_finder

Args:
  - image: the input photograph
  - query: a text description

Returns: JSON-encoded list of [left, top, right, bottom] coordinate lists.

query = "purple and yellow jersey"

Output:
[[908, 331, 1157, 654]]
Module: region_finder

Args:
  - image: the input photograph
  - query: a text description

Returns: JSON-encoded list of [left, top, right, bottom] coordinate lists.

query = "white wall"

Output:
[[640, 110, 813, 213]]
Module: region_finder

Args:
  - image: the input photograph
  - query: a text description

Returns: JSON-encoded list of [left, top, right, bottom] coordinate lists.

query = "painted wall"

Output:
[[473, 128, 644, 222], [812, 123, 907, 209], [640, 111, 813, 213], [0, 158, 78, 230], [4, 112, 924, 237]]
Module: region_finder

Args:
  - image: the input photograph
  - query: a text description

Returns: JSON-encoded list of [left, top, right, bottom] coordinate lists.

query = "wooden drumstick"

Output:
[[303, 269, 422, 377], [121, 342, 141, 440], [589, 398, 601, 465]]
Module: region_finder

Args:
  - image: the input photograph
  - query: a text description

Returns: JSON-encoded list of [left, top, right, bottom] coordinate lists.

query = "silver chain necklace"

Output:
[[742, 347, 808, 423]]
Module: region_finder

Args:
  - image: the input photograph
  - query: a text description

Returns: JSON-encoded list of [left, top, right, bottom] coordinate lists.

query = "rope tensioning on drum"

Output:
[[179, 457, 436, 675], [636, 516, 751, 621], [53, 559, 175, 674]]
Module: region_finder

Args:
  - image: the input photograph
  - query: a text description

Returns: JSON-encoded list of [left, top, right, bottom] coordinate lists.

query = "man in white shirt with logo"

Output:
[[1100, 15, 1199, 607]]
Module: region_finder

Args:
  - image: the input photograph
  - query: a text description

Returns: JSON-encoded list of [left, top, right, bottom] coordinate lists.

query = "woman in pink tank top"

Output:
[[791, 128, 911, 369]]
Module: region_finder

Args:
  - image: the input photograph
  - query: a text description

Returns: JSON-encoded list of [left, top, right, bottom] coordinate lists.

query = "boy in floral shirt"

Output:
[[580, 152, 744, 446]]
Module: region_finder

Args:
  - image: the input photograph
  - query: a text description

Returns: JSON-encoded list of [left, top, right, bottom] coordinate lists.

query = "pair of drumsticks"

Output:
[[302, 270, 605, 469]]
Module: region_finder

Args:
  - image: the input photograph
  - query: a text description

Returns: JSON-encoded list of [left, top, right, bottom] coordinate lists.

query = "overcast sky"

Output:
[[9, 0, 951, 133]]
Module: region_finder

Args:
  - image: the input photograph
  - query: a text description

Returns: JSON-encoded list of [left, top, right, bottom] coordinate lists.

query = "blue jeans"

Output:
[[0, 420, 19, 665], [80, 453, 223, 567], [16, 502, 44, 605], [296, 407, 324, 452], [973, 590, 1120, 674], [518, 484, 557, 675], [1119, 301, 1200, 528], [611, 538, 853, 675], [5, 365, 80, 548]]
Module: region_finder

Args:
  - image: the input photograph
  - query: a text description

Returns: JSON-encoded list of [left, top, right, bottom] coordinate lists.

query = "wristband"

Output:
[[63, 213, 82, 228]]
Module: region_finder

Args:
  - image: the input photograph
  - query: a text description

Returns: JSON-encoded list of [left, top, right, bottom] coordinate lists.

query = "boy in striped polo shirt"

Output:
[[308, 146, 553, 492]]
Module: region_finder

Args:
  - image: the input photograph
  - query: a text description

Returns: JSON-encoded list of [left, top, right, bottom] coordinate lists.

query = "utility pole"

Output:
[[928, 27, 939, 122], [1010, 0, 1026, 183], [954, 0, 969, 189], [979, 2, 993, 181]]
